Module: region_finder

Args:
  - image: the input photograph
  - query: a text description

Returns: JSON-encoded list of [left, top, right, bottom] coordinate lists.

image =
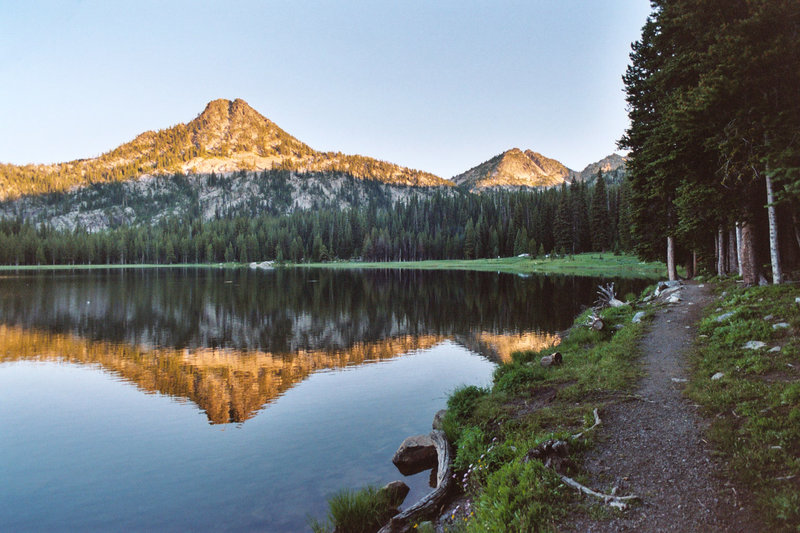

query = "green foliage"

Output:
[[467, 459, 564, 532], [309, 486, 395, 533], [443, 385, 489, 442], [687, 282, 800, 531], [493, 363, 547, 394]]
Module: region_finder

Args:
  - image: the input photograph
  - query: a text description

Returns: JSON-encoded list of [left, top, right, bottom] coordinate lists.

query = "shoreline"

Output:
[[0, 253, 666, 279]]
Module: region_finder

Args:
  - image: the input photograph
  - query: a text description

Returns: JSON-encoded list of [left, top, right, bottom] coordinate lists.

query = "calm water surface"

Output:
[[0, 268, 648, 531]]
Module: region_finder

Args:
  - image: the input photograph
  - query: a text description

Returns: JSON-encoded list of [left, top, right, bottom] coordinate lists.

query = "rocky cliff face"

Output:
[[574, 153, 627, 184], [0, 98, 451, 201]]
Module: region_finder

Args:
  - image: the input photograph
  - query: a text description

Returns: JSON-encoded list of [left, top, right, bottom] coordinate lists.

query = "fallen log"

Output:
[[379, 430, 454, 533]]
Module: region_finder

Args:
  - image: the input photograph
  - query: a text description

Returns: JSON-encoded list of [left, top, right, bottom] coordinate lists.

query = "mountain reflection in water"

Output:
[[0, 268, 645, 424]]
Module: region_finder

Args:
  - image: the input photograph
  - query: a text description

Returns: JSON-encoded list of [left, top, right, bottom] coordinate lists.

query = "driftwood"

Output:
[[595, 283, 626, 310], [379, 430, 454, 533]]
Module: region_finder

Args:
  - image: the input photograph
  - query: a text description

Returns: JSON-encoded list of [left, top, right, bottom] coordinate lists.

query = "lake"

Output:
[[0, 268, 648, 531]]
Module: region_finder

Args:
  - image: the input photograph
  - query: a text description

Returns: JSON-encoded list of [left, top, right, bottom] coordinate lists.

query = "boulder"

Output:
[[392, 434, 437, 475], [632, 311, 646, 324], [380, 480, 410, 508], [432, 409, 447, 431]]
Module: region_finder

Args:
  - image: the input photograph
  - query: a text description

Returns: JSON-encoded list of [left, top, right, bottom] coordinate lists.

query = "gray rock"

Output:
[[796, 297, 800, 304], [392, 434, 437, 475], [711, 372, 724, 381], [632, 311, 646, 324], [380, 480, 410, 508], [769, 346, 781, 353], [667, 295, 681, 304], [763, 315, 774, 321], [715, 312, 735, 322], [432, 409, 447, 431], [742, 341, 767, 350], [773, 322, 789, 329], [671, 377, 688, 383]]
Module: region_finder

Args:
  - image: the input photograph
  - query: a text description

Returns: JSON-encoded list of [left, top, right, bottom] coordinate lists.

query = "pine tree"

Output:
[[590, 172, 611, 251]]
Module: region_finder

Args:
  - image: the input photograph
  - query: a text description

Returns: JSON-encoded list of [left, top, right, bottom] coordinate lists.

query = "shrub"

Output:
[[309, 486, 395, 533]]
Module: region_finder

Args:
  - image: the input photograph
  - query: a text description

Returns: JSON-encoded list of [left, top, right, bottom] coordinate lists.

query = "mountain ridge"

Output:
[[452, 148, 626, 191], [0, 98, 450, 200]]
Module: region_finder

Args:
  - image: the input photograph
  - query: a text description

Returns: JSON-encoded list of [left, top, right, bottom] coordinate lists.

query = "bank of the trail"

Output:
[[313, 279, 798, 532], [561, 282, 761, 532]]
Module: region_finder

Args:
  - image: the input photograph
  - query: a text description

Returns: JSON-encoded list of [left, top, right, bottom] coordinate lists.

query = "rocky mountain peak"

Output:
[[452, 148, 573, 192]]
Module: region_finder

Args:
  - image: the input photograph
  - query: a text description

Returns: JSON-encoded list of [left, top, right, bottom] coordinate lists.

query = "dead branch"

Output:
[[559, 474, 639, 507], [572, 408, 601, 440]]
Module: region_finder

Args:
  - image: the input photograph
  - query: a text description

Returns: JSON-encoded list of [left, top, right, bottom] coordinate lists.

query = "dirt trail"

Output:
[[562, 282, 761, 532]]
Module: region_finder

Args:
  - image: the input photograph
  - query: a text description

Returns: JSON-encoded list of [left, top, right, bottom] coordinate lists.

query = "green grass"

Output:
[[435, 293, 653, 531], [0, 253, 668, 279], [298, 253, 666, 279], [686, 281, 800, 531], [309, 486, 397, 533]]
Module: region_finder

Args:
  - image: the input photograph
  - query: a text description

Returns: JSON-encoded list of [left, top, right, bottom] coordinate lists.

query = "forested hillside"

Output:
[[0, 174, 627, 265], [622, 0, 800, 283]]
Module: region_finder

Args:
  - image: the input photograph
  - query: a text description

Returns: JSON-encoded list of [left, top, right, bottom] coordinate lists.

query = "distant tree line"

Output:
[[0, 175, 630, 265], [623, 0, 800, 283]]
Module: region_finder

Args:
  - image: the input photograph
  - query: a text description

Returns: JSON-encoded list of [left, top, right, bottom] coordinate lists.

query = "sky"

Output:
[[0, 1, 653, 178]]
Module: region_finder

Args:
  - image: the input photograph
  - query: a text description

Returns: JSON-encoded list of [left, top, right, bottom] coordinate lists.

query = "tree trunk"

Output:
[[667, 236, 677, 281], [693, 250, 698, 278], [717, 228, 726, 276], [728, 229, 738, 275], [740, 220, 759, 285], [765, 173, 782, 284], [735, 223, 744, 277]]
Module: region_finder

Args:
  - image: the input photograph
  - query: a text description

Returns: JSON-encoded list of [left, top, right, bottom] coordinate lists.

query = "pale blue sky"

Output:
[[0, 1, 652, 178]]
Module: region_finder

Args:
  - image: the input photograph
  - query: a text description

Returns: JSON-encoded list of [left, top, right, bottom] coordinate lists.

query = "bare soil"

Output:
[[561, 282, 763, 532]]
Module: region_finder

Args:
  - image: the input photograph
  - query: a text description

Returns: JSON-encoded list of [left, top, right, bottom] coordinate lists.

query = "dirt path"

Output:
[[562, 282, 761, 532]]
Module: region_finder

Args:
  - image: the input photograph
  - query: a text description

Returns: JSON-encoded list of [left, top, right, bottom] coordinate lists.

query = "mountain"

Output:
[[0, 98, 450, 201], [452, 148, 574, 191], [574, 153, 627, 184], [452, 149, 627, 191]]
